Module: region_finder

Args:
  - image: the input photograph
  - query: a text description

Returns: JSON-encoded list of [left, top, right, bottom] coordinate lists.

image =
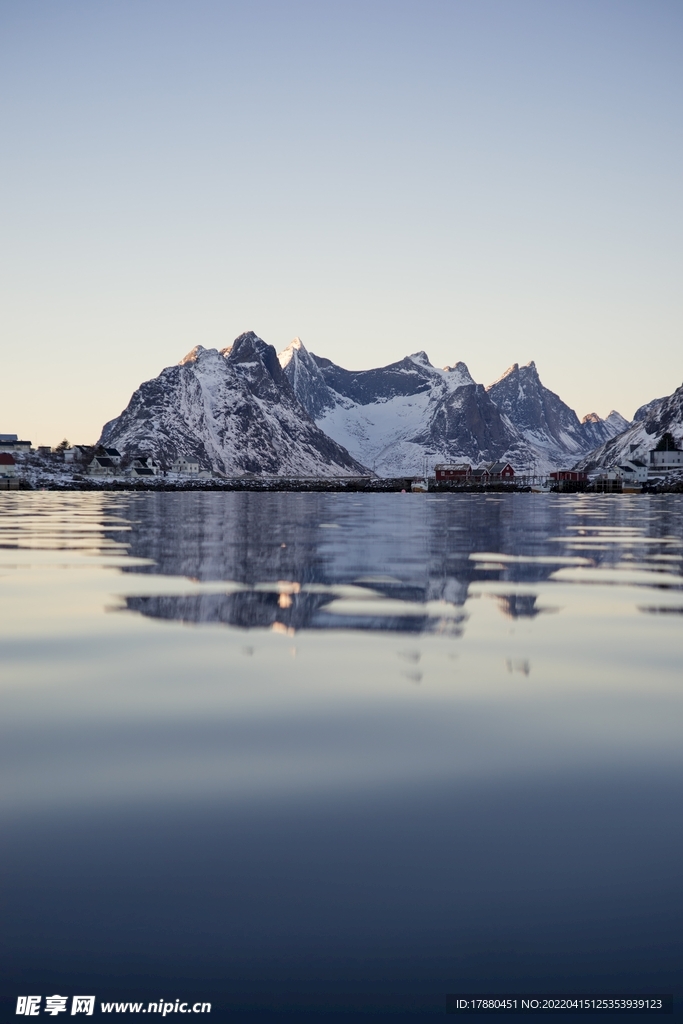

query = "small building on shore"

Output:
[[487, 461, 515, 481], [616, 460, 648, 485], [64, 446, 94, 464], [550, 470, 588, 491], [648, 433, 683, 475], [0, 453, 17, 477], [88, 456, 118, 477], [128, 456, 162, 477], [171, 457, 200, 475], [649, 449, 683, 471], [99, 447, 122, 465], [434, 463, 471, 482], [550, 470, 587, 483], [0, 434, 31, 454]]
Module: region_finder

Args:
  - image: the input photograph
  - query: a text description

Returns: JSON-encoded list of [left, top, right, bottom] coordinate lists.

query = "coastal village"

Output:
[[1, 432, 682, 493]]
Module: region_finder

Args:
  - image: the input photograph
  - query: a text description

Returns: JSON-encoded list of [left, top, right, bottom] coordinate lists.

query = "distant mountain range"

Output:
[[98, 331, 679, 477], [279, 339, 627, 474]]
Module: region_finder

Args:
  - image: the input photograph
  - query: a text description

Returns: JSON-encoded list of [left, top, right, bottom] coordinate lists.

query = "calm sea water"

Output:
[[1, 492, 682, 1021]]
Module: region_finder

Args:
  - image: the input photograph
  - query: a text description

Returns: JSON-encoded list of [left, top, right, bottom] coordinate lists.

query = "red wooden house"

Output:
[[487, 461, 515, 481], [434, 463, 471, 482]]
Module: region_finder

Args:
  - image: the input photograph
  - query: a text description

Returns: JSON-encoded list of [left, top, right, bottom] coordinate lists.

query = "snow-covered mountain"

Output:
[[279, 340, 628, 474], [485, 361, 628, 468], [576, 381, 683, 470], [279, 339, 533, 475], [97, 329, 645, 480], [99, 332, 367, 477], [579, 410, 631, 449]]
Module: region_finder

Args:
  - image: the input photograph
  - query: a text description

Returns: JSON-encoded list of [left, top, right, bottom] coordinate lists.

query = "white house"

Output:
[[64, 445, 93, 464], [128, 456, 162, 477], [100, 447, 122, 465], [616, 460, 648, 484], [88, 456, 118, 476], [171, 457, 200, 475], [649, 449, 683, 471], [0, 434, 31, 454]]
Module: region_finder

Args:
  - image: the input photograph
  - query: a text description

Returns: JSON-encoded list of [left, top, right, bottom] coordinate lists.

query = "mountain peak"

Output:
[[278, 336, 307, 370], [488, 360, 542, 390], [179, 345, 206, 365], [230, 331, 265, 353], [488, 363, 519, 388], [442, 361, 475, 386], [582, 412, 602, 424], [520, 360, 541, 381], [486, 358, 590, 462], [219, 330, 265, 359], [408, 351, 433, 367], [222, 332, 286, 390], [278, 336, 335, 420]]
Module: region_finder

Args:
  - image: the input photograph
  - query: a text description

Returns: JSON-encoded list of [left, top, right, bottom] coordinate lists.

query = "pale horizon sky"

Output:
[[2, 0, 682, 445]]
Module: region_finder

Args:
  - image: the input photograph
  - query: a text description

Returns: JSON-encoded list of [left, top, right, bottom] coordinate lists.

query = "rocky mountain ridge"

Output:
[[98, 330, 675, 479], [485, 361, 629, 468], [98, 332, 367, 477], [280, 339, 627, 474]]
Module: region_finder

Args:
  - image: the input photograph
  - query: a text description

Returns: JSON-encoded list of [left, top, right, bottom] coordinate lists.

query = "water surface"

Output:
[[1, 492, 682, 1020]]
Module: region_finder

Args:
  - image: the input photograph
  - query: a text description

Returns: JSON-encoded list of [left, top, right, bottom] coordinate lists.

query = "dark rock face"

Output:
[[487, 362, 578, 436], [277, 339, 336, 420], [414, 383, 530, 465], [312, 352, 439, 405], [641, 383, 683, 439], [487, 362, 583, 464], [485, 361, 629, 466], [633, 396, 667, 423], [99, 332, 368, 477]]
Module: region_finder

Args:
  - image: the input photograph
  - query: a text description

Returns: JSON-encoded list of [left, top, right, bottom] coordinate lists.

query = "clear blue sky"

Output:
[[2, 0, 682, 444]]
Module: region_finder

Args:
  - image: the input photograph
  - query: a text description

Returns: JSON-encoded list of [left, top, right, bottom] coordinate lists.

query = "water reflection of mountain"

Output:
[[496, 594, 545, 619], [108, 493, 683, 633], [126, 590, 466, 635]]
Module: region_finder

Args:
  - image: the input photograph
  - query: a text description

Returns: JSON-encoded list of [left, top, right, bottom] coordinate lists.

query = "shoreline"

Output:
[[2, 479, 682, 494]]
